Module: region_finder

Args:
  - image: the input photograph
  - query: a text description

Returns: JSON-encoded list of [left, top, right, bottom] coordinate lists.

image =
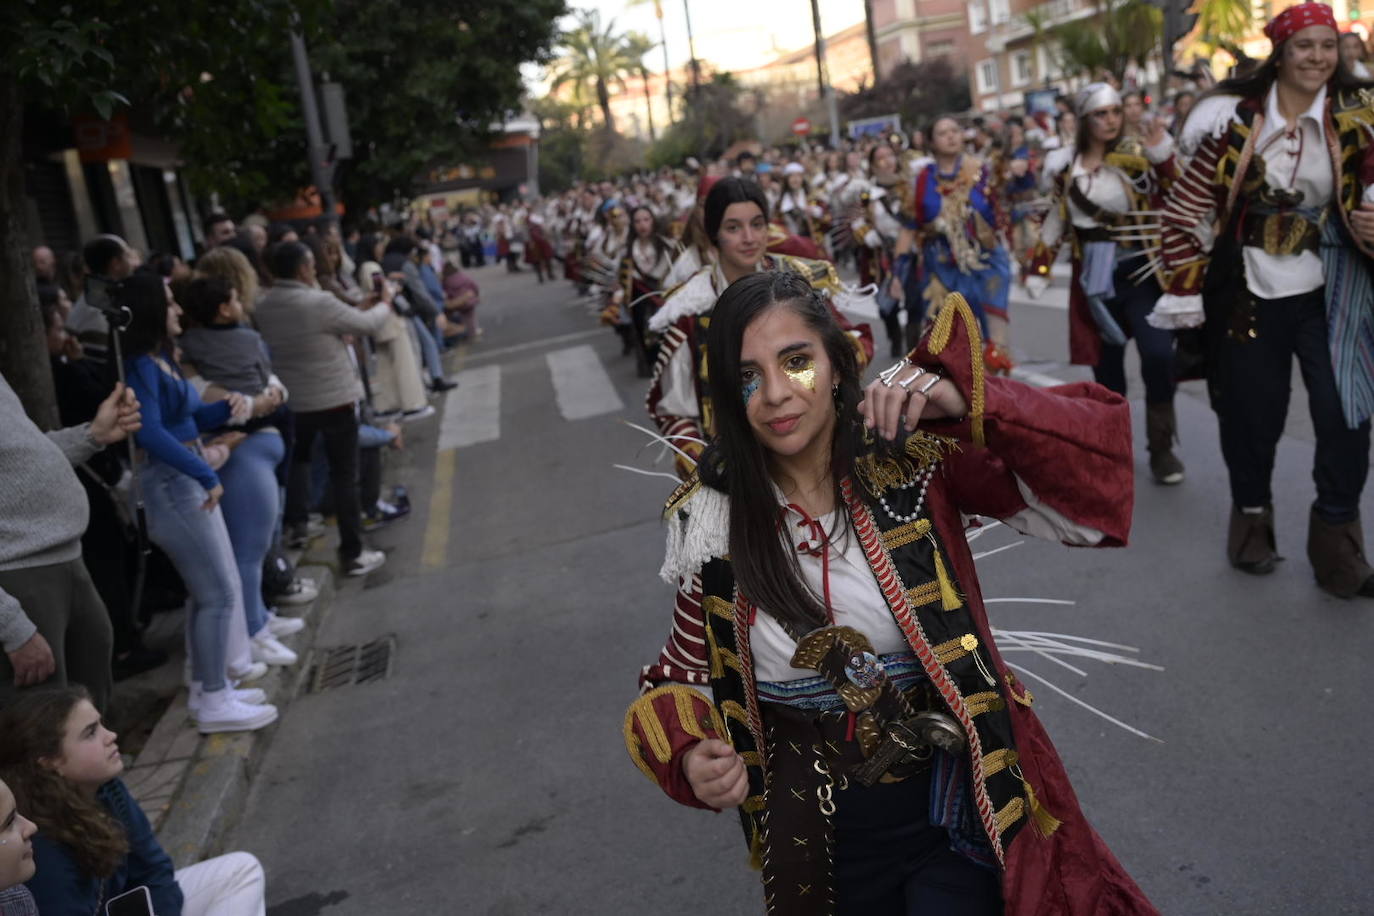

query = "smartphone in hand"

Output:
[[106, 886, 153, 916]]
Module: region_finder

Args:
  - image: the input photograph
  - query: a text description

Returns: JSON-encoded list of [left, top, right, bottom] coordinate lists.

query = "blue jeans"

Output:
[[139, 459, 240, 692], [410, 316, 444, 381], [217, 430, 285, 639]]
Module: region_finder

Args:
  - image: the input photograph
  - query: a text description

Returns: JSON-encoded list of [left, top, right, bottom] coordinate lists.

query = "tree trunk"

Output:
[[642, 70, 656, 141], [863, 0, 881, 83], [0, 73, 58, 430], [597, 78, 616, 133]]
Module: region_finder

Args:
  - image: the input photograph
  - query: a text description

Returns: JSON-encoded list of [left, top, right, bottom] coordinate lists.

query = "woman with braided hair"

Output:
[[626, 271, 1156, 915], [1150, 2, 1374, 595]]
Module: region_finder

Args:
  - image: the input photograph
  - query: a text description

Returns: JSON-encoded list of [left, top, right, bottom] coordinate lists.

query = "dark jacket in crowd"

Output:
[[26, 778, 184, 916]]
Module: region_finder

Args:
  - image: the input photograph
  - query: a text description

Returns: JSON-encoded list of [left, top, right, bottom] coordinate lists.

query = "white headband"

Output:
[[1075, 82, 1122, 118]]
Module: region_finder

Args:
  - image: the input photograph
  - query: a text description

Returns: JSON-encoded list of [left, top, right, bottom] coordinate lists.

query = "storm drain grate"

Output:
[[304, 636, 396, 694]]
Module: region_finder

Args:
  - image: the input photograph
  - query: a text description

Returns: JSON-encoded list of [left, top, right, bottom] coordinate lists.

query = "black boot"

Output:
[[1145, 402, 1185, 485], [1228, 504, 1280, 575], [1307, 509, 1374, 598]]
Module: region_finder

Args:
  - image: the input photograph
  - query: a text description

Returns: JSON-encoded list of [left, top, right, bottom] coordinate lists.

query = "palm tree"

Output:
[[623, 31, 660, 141], [548, 10, 639, 133], [1191, 0, 1252, 57], [1052, 0, 1162, 84]]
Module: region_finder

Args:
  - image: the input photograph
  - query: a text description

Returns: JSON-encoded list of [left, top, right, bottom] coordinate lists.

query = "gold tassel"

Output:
[[1022, 778, 1062, 838], [749, 825, 764, 870], [930, 539, 963, 610]]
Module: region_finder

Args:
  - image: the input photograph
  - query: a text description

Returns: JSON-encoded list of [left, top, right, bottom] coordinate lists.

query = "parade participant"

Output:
[[613, 205, 678, 377], [1025, 83, 1185, 486], [894, 116, 1014, 370], [1148, 3, 1374, 595], [0, 687, 269, 915], [999, 117, 1038, 262], [590, 199, 635, 356], [646, 178, 873, 479], [525, 211, 555, 283], [625, 272, 1155, 915], [778, 162, 826, 251], [853, 144, 911, 357]]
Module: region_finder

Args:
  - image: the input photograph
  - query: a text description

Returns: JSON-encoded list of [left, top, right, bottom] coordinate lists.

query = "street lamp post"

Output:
[[289, 31, 335, 217], [654, 0, 676, 124], [683, 0, 701, 91], [809, 0, 842, 147]]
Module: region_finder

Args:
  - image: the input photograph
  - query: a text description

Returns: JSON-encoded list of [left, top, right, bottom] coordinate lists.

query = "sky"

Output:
[[526, 0, 865, 92]]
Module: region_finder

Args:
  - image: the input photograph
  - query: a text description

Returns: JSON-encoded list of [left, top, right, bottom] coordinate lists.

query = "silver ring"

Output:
[[916, 374, 941, 395], [895, 370, 925, 392], [877, 360, 908, 387]]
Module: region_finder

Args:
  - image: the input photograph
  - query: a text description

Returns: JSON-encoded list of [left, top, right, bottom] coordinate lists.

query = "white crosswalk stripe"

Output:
[[546, 344, 625, 420], [438, 365, 501, 450]]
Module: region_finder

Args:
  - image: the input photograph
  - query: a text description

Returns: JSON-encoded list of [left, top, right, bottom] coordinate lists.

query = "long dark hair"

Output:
[[1074, 107, 1122, 158], [0, 687, 130, 878], [698, 271, 864, 632], [627, 205, 671, 266], [116, 273, 172, 357], [1204, 38, 1374, 105], [703, 177, 768, 247]]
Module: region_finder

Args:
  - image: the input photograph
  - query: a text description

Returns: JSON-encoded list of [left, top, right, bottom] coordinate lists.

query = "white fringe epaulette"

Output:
[[659, 483, 730, 584], [1178, 94, 1244, 158], [834, 282, 879, 316], [648, 266, 715, 334]]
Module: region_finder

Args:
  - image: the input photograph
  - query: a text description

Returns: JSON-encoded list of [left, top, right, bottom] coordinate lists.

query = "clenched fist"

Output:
[[683, 738, 748, 809]]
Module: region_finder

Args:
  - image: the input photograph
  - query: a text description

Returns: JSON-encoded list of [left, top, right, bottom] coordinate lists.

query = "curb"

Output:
[[126, 564, 336, 869]]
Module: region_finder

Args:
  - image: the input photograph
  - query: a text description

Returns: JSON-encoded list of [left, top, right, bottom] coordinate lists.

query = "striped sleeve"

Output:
[[638, 570, 713, 692], [645, 323, 707, 480], [1160, 132, 1226, 296]]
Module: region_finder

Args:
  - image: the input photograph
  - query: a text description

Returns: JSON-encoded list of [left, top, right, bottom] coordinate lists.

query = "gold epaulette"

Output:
[[663, 471, 702, 521], [774, 253, 839, 294], [1105, 150, 1149, 174]]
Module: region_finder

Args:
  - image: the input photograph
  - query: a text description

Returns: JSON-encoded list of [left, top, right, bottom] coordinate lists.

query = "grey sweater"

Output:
[[254, 281, 391, 412], [0, 373, 99, 651]]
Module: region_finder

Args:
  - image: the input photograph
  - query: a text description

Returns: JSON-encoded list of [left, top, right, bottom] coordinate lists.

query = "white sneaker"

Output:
[[187, 683, 267, 716], [265, 611, 306, 637], [228, 660, 269, 682], [275, 576, 319, 606], [250, 631, 298, 666], [345, 548, 386, 577], [194, 689, 279, 734], [401, 405, 436, 422]]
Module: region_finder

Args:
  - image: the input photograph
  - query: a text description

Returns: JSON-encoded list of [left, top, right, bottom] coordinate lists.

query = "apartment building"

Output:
[[870, 0, 977, 77]]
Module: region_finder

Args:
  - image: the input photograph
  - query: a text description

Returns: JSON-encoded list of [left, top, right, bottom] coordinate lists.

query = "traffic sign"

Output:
[[791, 117, 811, 136]]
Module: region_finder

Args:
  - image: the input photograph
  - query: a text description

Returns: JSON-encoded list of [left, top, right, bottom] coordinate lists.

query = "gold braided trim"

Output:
[[932, 632, 979, 665], [983, 747, 1018, 778], [927, 293, 985, 447], [705, 625, 724, 678], [881, 518, 932, 552], [663, 473, 702, 520], [716, 647, 746, 677], [995, 796, 1026, 836], [905, 581, 941, 607], [964, 691, 1007, 717], [742, 794, 766, 814], [741, 751, 764, 767], [721, 699, 751, 729], [704, 595, 735, 621]]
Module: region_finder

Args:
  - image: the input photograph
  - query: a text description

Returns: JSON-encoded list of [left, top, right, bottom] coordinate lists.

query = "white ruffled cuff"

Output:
[[1147, 294, 1205, 329]]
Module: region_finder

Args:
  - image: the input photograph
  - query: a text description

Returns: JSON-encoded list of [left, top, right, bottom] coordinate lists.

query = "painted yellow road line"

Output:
[[422, 447, 457, 569], [421, 339, 470, 570]]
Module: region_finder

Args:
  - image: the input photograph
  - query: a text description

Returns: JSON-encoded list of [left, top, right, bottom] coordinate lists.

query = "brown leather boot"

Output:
[[1228, 505, 1280, 574], [1145, 402, 1185, 485], [1306, 510, 1374, 598]]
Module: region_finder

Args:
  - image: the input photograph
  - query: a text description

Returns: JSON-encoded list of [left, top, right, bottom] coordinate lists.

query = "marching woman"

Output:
[[854, 143, 912, 357], [625, 272, 1156, 915], [777, 162, 827, 253], [893, 117, 1014, 371], [1149, 2, 1374, 596], [609, 206, 679, 378], [646, 177, 873, 479], [1024, 83, 1185, 486]]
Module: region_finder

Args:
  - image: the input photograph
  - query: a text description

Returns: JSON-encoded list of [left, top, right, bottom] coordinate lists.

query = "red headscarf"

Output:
[[1264, 2, 1339, 45]]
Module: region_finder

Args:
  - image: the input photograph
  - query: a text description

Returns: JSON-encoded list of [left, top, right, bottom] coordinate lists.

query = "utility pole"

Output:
[[863, 0, 880, 84], [290, 31, 335, 217], [809, 0, 842, 147], [1157, 0, 1198, 103]]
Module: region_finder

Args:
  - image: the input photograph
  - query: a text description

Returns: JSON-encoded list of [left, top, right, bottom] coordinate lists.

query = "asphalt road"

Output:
[[229, 263, 1374, 916]]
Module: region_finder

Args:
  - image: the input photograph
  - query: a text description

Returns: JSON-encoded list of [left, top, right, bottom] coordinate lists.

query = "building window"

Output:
[[991, 0, 1011, 24], [926, 40, 955, 57], [1012, 50, 1033, 87], [969, 1, 988, 34], [976, 59, 999, 95]]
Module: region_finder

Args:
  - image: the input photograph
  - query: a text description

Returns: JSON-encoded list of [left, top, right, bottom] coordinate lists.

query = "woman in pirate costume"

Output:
[[646, 178, 874, 480], [589, 199, 635, 357], [853, 143, 913, 358], [625, 272, 1156, 915], [1149, 2, 1374, 596], [894, 117, 1014, 372], [611, 205, 679, 377], [1023, 83, 1185, 486], [778, 162, 827, 252]]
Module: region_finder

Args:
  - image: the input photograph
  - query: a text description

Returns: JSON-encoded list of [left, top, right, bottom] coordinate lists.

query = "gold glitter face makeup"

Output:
[[783, 356, 817, 392]]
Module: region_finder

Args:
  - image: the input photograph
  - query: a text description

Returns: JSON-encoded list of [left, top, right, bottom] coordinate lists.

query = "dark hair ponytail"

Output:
[[699, 270, 864, 633]]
